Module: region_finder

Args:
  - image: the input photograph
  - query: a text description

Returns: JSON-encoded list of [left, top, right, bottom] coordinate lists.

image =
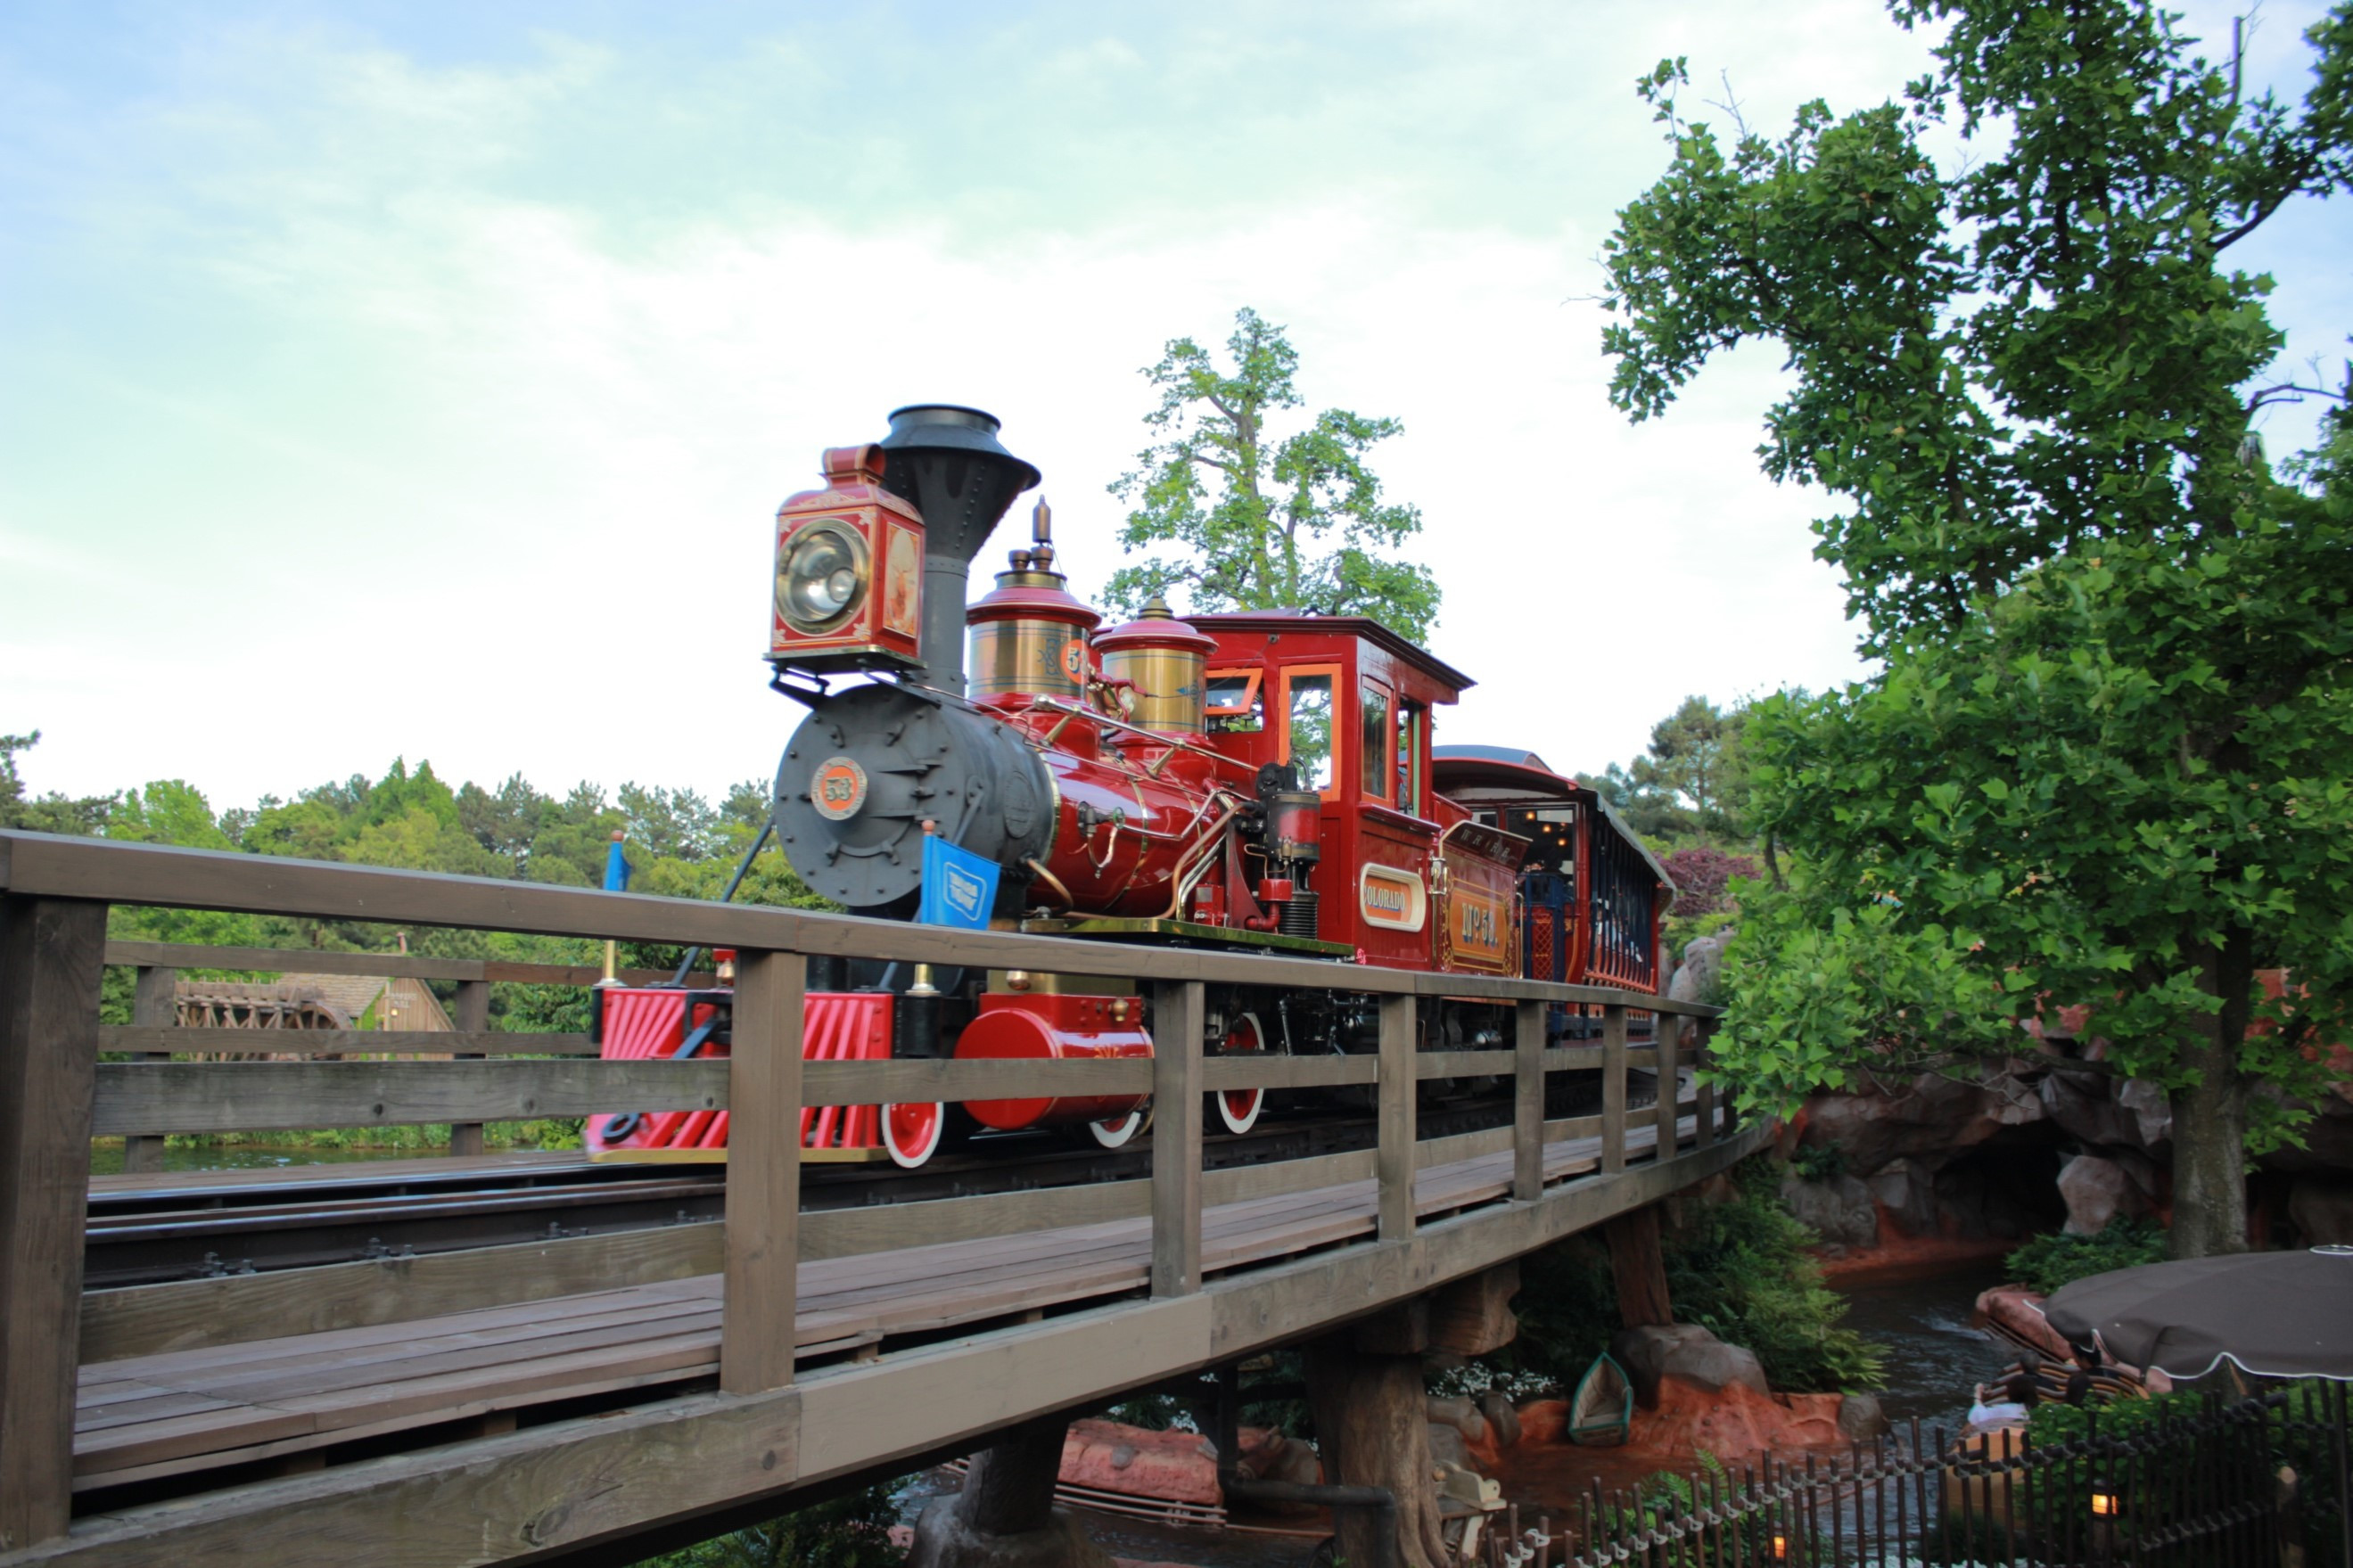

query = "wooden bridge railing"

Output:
[[99, 940, 718, 1170], [0, 829, 1731, 1554]]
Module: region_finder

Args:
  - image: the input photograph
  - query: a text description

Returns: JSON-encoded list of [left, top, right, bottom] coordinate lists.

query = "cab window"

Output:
[[1360, 680, 1393, 800], [1397, 702, 1426, 815], [1205, 669, 1263, 734], [1280, 668, 1337, 793]]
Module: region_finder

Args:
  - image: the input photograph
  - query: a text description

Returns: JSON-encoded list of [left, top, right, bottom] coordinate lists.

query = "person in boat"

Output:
[[2063, 1340, 2101, 1407], [1968, 1350, 2044, 1428]]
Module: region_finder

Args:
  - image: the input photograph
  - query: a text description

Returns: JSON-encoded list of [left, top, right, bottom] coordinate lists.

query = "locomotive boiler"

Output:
[[587, 405, 1674, 1168]]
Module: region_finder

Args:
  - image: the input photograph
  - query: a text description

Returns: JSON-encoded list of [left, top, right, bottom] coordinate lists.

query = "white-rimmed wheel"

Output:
[[1088, 1109, 1147, 1148], [883, 1102, 944, 1169], [1212, 1012, 1267, 1135]]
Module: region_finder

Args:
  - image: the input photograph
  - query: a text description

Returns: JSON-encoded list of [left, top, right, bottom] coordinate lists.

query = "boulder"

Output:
[[1780, 1171, 1880, 1250], [1798, 1067, 2045, 1174], [2118, 1079, 2173, 1153], [2057, 1154, 2146, 1236], [2040, 1070, 2151, 1151], [1837, 1392, 1891, 1441], [1425, 1422, 1469, 1469], [1058, 1421, 1220, 1505], [2288, 1176, 2353, 1245], [1611, 1324, 1771, 1409], [1866, 1158, 1940, 1239], [1424, 1395, 1476, 1431], [1517, 1398, 1567, 1446], [1629, 1375, 1846, 1459], [1669, 932, 1732, 1006], [1477, 1391, 1521, 1450]]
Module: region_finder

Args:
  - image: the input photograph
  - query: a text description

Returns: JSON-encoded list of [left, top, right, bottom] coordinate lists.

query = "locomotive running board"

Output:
[[1016, 915, 1353, 958]]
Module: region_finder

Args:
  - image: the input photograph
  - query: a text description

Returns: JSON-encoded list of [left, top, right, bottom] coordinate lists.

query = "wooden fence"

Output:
[[0, 828, 1735, 1556], [1546, 1388, 2353, 1568]]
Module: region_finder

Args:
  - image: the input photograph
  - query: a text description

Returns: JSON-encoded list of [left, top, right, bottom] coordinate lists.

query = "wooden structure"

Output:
[[0, 829, 1756, 1566]]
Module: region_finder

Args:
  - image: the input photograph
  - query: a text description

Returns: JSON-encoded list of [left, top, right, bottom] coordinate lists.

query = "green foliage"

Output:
[[1581, 695, 1766, 850], [1597, 1455, 1781, 1568], [1105, 308, 1439, 640], [1484, 1158, 1882, 1395], [2003, 1218, 2169, 1295], [0, 731, 116, 835], [1787, 1142, 1847, 1183], [1666, 1161, 1887, 1393], [633, 1482, 906, 1568], [159, 1119, 585, 1153], [1603, 0, 2353, 1255], [1713, 893, 2015, 1109]]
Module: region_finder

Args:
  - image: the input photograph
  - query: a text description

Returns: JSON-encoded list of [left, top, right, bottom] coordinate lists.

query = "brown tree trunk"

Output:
[[1303, 1333, 1449, 1568], [2170, 934, 2254, 1259]]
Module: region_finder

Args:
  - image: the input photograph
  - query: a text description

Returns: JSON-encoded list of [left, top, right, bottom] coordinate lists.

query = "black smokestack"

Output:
[[876, 405, 1041, 697]]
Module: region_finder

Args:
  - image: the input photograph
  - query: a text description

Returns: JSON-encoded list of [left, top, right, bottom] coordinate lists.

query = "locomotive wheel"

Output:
[[1212, 1012, 1267, 1136], [1088, 1109, 1147, 1148], [883, 1102, 944, 1168]]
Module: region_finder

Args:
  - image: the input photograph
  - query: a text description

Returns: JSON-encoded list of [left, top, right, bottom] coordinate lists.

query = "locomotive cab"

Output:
[[1185, 612, 1526, 975]]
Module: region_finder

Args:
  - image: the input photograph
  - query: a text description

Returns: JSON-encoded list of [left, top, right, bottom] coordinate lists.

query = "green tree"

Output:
[[1604, 0, 2353, 1257], [1105, 308, 1440, 639], [0, 731, 115, 835]]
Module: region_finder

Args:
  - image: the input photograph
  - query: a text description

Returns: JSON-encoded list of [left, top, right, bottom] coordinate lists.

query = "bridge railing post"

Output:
[[1377, 992, 1416, 1242], [1512, 997, 1544, 1203], [0, 894, 106, 1551], [125, 963, 176, 1175], [720, 948, 804, 1394], [1654, 1007, 1680, 1161], [1693, 1015, 1717, 1147], [1600, 1002, 1627, 1176], [448, 978, 490, 1158], [1150, 980, 1204, 1297]]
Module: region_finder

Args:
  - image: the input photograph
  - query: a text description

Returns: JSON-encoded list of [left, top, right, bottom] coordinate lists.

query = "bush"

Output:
[[1666, 1160, 1885, 1393], [2004, 1219, 2168, 1295], [1478, 1156, 1885, 1396]]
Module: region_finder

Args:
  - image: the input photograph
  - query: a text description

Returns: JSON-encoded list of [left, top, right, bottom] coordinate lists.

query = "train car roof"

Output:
[[1185, 611, 1477, 701], [1430, 745, 1676, 892]]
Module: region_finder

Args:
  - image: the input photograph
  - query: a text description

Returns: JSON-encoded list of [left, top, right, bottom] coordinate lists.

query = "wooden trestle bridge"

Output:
[[0, 829, 1762, 1568]]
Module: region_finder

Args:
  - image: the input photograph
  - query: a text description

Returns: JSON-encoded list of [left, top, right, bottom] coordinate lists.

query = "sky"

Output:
[[4, 0, 2349, 817]]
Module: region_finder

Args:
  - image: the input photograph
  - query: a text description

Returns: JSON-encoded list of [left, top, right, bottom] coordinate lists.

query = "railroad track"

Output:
[[86, 1072, 1650, 1288]]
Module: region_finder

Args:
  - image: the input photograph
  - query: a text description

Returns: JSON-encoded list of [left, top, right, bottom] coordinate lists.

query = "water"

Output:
[[1834, 1262, 2017, 1435]]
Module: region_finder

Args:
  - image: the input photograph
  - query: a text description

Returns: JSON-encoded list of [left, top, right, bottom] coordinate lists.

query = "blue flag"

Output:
[[916, 835, 999, 930], [604, 837, 631, 892]]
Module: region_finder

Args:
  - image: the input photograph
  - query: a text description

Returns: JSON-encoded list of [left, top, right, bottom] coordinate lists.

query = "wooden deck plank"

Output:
[[66, 1126, 1691, 1494]]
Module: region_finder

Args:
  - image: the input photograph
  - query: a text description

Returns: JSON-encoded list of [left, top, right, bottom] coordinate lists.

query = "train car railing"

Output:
[[0, 828, 1739, 1555]]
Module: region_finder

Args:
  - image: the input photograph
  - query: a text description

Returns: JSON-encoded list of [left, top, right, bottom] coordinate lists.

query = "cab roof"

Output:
[[1186, 612, 1477, 703]]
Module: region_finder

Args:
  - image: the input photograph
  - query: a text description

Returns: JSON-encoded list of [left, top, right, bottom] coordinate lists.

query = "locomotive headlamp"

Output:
[[767, 444, 922, 674], [777, 520, 869, 634]]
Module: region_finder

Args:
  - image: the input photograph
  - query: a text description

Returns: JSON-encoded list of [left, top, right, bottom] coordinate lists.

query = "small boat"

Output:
[[1567, 1352, 1633, 1447]]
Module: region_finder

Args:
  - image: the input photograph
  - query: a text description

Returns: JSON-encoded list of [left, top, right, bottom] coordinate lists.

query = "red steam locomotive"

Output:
[[587, 406, 1670, 1167]]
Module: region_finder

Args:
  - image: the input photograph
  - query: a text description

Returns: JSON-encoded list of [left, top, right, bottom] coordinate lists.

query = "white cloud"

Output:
[[2, 0, 2343, 817]]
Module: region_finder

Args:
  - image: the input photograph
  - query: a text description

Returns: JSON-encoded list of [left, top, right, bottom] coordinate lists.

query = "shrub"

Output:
[[2004, 1219, 2168, 1295], [1479, 1156, 1885, 1396]]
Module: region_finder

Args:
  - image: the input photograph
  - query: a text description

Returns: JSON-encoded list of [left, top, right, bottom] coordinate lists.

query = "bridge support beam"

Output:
[[1304, 1333, 1449, 1568], [1603, 1203, 1674, 1328], [909, 1416, 1113, 1568]]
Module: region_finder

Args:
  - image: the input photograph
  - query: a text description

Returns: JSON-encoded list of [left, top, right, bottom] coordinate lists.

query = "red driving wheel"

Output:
[[1214, 1012, 1267, 1135], [884, 1101, 944, 1169]]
